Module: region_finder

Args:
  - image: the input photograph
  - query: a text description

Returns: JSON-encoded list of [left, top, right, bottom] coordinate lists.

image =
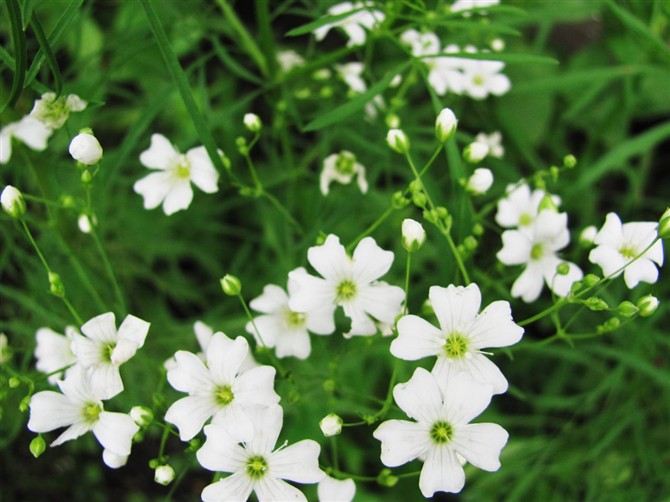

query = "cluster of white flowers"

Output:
[[0, 92, 87, 164], [28, 312, 150, 468], [319, 150, 369, 196], [313, 1, 385, 47]]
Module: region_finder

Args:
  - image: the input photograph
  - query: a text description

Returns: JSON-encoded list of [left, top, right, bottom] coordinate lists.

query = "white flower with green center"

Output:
[[164, 333, 279, 441], [35, 326, 78, 384], [133, 133, 220, 215], [458, 47, 511, 100], [29, 92, 87, 130], [27, 365, 139, 468], [391, 283, 523, 394], [197, 404, 324, 502], [495, 182, 560, 231], [497, 211, 583, 303], [245, 268, 336, 360], [589, 212, 664, 289], [70, 312, 150, 400], [0, 116, 52, 164], [319, 150, 368, 196], [288, 235, 405, 337], [373, 368, 508, 496], [313, 2, 385, 48]]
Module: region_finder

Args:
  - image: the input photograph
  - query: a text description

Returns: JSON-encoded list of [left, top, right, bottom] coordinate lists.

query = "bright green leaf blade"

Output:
[[28, 14, 62, 95], [2, 0, 27, 113], [606, 0, 670, 64]]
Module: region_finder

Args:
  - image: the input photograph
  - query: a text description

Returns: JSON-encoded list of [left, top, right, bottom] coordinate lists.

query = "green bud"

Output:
[[80, 170, 92, 185], [148, 458, 160, 469], [538, 193, 558, 213], [30, 436, 46, 458], [235, 137, 248, 156], [385, 114, 400, 129], [563, 154, 577, 168], [220, 152, 231, 170], [19, 395, 30, 412], [616, 301, 638, 318], [320, 86, 333, 98], [658, 207, 670, 239], [322, 379, 336, 393], [377, 469, 399, 487], [584, 297, 609, 311], [464, 236, 477, 251], [59, 195, 76, 208], [472, 223, 484, 236], [48, 272, 65, 298], [597, 317, 620, 333], [186, 438, 201, 452], [288, 389, 301, 404], [412, 191, 427, 208], [569, 280, 583, 295], [556, 262, 570, 275], [637, 295, 659, 317], [583, 274, 600, 288], [243, 113, 262, 133], [9, 377, 20, 388], [549, 166, 560, 182], [220, 274, 242, 296], [391, 191, 410, 209]]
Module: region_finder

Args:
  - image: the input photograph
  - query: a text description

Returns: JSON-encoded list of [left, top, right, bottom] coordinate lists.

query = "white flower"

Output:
[[1, 185, 26, 218], [579, 225, 598, 246], [497, 211, 583, 302], [318, 476, 356, 502], [386, 128, 410, 154], [589, 212, 664, 289], [475, 131, 504, 158], [35, 326, 78, 384], [197, 404, 325, 502], [451, 0, 500, 13], [70, 312, 150, 400], [319, 413, 343, 437], [246, 269, 336, 359], [277, 49, 305, 73], [335, 62, 367, 94], [495, 182, 560, 230], [289, 235, 405, 337], [435, 108, 458, 143], [392, 283, 523, 394], [165, 333, 279, 441], [313, 2, 385, 47], [27, 365, 139, 468], [466, 168, 493, 195], [30, 92, 87, 129], [400, 29, 440, 58], [133, 133, 220, 215], [459, 48, 510, 99], [69, 132, 103, 165], [426, 45, 467, 96], [154, 464, 176, 485], [463, 141, 489, 163], [0, 116, 52, 164], [319, 151, 368, 196], [243, 113, 262, 133], [373, 369, 508, 496], [402, 218, 426, 252]]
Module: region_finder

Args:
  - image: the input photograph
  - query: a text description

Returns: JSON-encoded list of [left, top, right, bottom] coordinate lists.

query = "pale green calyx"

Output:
[[1, 185, 26, 219]]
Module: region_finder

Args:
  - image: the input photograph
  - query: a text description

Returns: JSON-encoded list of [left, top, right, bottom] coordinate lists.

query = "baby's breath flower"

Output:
[[466, 168, 494, 195], [386, 129, 410, 154], [1, 185, 26, 218], [30, 92, 87, 130], [154, 464, 176, 485], [319, 413, 343, 437], [0, 116, 52, 164], [243, 113, 262, 133], [402, 218, 426, 252], [435, 108, 458, 143], [319, 151, 368, 196], [475, 131, 504, 158], [313, 2, 385, 47], [35, 326, 78, 384], [69, 132, 103, 165]]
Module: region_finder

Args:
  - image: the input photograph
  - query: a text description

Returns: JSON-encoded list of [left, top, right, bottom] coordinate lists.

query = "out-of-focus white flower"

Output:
[[243, 113, 262, 133], [496, 182, 561, 230], [373, 369, 508, 496], [0, 116, 52, 164], [1, 185, 27, 218], [400, 29, 440, 58], [335, 62, 367, 94], [463, 141, 489, 163], [475, 131, 504, 158], [277, 49, 305, 73], [319, 150, 368, 196], [579, 225, 598, 246], [133, 134, 220, 216], [589, 212, 664, 289], [318, 476, 356, 502], [35, 326, 78, 385], [402, 218, 426, 252], [435, 108, 458, 143], [77, 213, 97, 234], [0, 333, 9, 364], [313, 2, 385, 47], [30, 92, 87, 130], [320, 413, 343, 437], [392, 283, 523, 394], [466, 168, 494, 195], [490, 38, 505, 52], [426, 45, 466, 96], [459, 47, 510, 99], [154, 464, 176, 485], [69, 132, 103, 165]]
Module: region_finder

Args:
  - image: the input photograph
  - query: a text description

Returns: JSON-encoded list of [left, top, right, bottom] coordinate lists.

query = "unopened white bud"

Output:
[[69, 132, 103, 165], [401, 218, 426, 252], [637, 295, 659, 317], [465, 168, 493, 195], [154, 464, 176, 485], [243, 113, 262, 133], [386, 129, 410, 154], [435, 108, 458, 143], [130, 406, 154, 426], [463, 141, 489, 163], [1, 185, 26, 218], [490, 38, 505, 52], [579, 225, 597, 246], [319, 413, 343, 437]]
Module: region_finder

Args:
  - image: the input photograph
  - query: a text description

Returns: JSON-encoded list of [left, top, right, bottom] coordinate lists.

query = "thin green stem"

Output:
[[21, 219, 51, 273], [347, 206, 394, 252], [404, 251, 411, 314], [62, 297, 83, 325], [89, 227, 127, 315]]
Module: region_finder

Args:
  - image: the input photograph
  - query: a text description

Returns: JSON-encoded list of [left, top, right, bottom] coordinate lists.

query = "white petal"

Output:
[[197, 423, 247, 472], [233, 365, 280, 407], [133, 171, 174, 209], [373, 419, 431, 467], [318, 476, 356, 502], [102, 449, 128, 469], [80, 312, 117, 343], [247, 404, 283, 456], [546, 260, 583, 297], [288, 271, 335, 313], [246, 315, 281, 348], [488, 74, 511, 95], [511, 264, 545, 303], [438, 370, 496, 424], [419, 446, 465, 496], [139, 133, 179, 170], [392, 315, 443, 360], [93, 411, 139, 456], [452, 423, 508, 471], [51, 421, 91, 447], [593, 212, 623, 247], [430, 284, 481, 334], [351, 237, 394, 284], [201, 472, 254, 502], [497, 230, 531, 265], [624, 258, 659, 288], [27, 391, 82, 433], [307, 235, 350, 282], [469, 300, 523, 349], [342, 301, 377, 337], [305, 304, 337, 335], [211, 403, 255, 443], [186, 146, 220, 193], [255, 476, 307, 502], [393, 367, 443, 423], [167, 350, 214, 393], [270, 439, 324, 483], [194, 321, 214, 351], [356, 283, 405, 324], [165, 395, 218, 441], [116, 314, 150, 349], [275, 328, 311, 360], [70, 334, 103, 368], [13, 116, 52, 150], [589, 245, 625, 278], [250, 284, 289, 314], [0, 126, 14, 163], [162, 179, 193, 215], [435, 353, 508, 396], [35, 328, 76, 381], [343, 23, 367, 47], [207, 334, 248, 385], [88, 363, 124, 400]]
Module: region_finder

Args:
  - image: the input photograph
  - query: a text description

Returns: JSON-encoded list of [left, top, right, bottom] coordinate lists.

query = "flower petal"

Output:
[[307, 235, 350, 282], [165, 395, 218, 441], [430, 284, 481, 334], [255, 476, 307, 502], [351, 237, 394, 284], [435, 353, 508, 396], [392, 315, 443, 361], [452, 423, 508, 471], [201, 472, 254, 502], [419, 446, 465, 496], [288, 272, 335, 313], [246, 315, 281, 348], [373, 419, 431, 467], [88, 363, 124, 400], [269, 439, 324, 483], [233, 365, 280, 407], [80, 312, 117, 343], [139, 133, 179, 170], [51, 421, 91, 447], [356, 283, 405, 324], [250, 284, 289, 314], [116, 314, 150, 349], [393, 367, 443, 423], [438, 370, 496, 424], [248, 404, 284, 456], [207, 334, 249, 384], [102, 449, 129, 469], [497, 230, 531, 265], [133, 171, 174, 210], [469, 300, 523, 349], [93, 411, 139, 456], [162, 179, 193, 215], [511, 263, 545, 303], [589, 245, 625, 278], [167, 350, 214, 393], [186, 146, 219, 193], [27, 391, 82, 433], [197, 423, 247, 472], [318, 476, 356, 502], [623, 258, 659, 288]]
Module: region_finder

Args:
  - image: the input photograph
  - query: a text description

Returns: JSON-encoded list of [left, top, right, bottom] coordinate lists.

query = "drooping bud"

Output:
[[69, 132, 103, 165], [1, 185, 26, 219], [435, 108, 457, 143], [30, 436, 46, 458], [401, 218, 426, 252], [386, 129, 410, 154]]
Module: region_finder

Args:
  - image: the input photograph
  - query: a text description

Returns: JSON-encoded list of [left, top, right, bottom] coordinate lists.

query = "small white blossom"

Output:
[[495, 182, 561, 230], [475, 131, 504, 158], [589, 212, 664, 289], [70, 312, 150, 400], [30, 92, 87, 130], [289, 235, 405, 337], [400, 29, 440, 58], [243, 113, 262, 133], [319, 151, 368, 196], [490, 38, 505, 52], [319, 413, 343, 437], [392, 283, 523, 394], [77, 213, 97, 234], [463, 141, 489, 163], [130, 406, 153, 426], [197, 404, 325, 501], [466, 168, 494, 195], [426, 45, 467, 96], [69, 132, 103, 165], [335, 62, 367, 94], [373, 369, 508, 496], [27, 365, 139, 468], [277, 49, 305, 73], [154, 464, 176, 485], [459, 47, 511, 99], [318, 476, 356, 502], [313, 2, 385, 47], [133, 133, 220, 216], [0, 116, 52, 164], [165, 333, 279, 441], [35, 326, 78, 384], [1, 185, 27, 218], [402, 218, 426, 252], [451, 0, 500, 13]]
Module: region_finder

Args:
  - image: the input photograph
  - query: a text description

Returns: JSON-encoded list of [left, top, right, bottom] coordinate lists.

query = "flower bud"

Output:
[[582, 274, 600, 288], [584, 296, 608, 311], [401, 218, 426, 252], [637, 295, 659, 317], [154, 464, 176, 486], [616, 301, 638, 318], [538, 193, 559, 213], [490, 38, 505, 52], [48, 272, 65, 297], [243, 113, 262, 133], [30, 436, 46, 458], [563, 154, 577, 168], [78, 214, 98, 234], [391, 191, 410, 209], [0, 333, 10, 364], [1, 185, 26, 219], [465, 168, 493, 195], [658, 207, 670, 239], [386, 129, 410, 154], [556, 262, 570, 275], [385, 114, 400, 129], [130, 406, 154, 427], [319, 413, 343, 437], [579, 225, 597, 247], [69, 132, 103, 165], [220, 274, 242, 296], [463, 141, 488, 163], [435, 108, 458, 143], [377, 468, 399, 487]]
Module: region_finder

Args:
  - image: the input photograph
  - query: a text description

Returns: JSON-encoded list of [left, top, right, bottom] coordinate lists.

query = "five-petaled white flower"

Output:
[[495, 182, 561, 231], [35, 326, 78, 384], [320, 151, 369, 196], [246, 268, 335, 360], [289, 235, 405, 337], [392, 283, 523, 394], [497, 211, 583, 302], [459, 48, 511, 100], [29, 92, 87, 130], [27, 365, 139, 468], [197, 404, 325, 502], [165, 333, 279, 441], [313, 2, 385, 47], [70, 312, 150, 400], [589, 212, 664, 289], [373, 368, 508, 497], [133, 133, 220, 215], [0, 116, 52, 164]]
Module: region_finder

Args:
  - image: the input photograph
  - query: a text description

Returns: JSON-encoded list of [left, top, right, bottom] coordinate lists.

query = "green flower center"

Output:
[[83, 402, 103, 424], [101, 342, 117, 362], [285, 309, 307, 328], [444, 332, 469, 359], [430, 421, 453, 445], [519, 213, 533, 226], [175, 157, 191, 179], [336, 279, 357, 302], [215, 385, 234, 407], [245, 455, 268, 480], [619, 245, 637, 260], [530, 243, 544, 260], [335, 152, 356, 176], [472, 75, 485, 86]]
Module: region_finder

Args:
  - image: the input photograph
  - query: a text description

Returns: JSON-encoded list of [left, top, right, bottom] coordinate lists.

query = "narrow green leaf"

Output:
[[28, 14, 63, 95], [587, 344, 670, 390], [216, 0, 268, 77], [210, 36, 263, 85], [285, 6, 369, 37], [424, 51, 558, 65], [303, 61, 410, 132], [606, 0, 670, 63], [426, 19, 521, 36], [2, 0, 27, 113], [512, 66, 644, 93], [20, 0, 34, 29], [140, 0, 227, 177]]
